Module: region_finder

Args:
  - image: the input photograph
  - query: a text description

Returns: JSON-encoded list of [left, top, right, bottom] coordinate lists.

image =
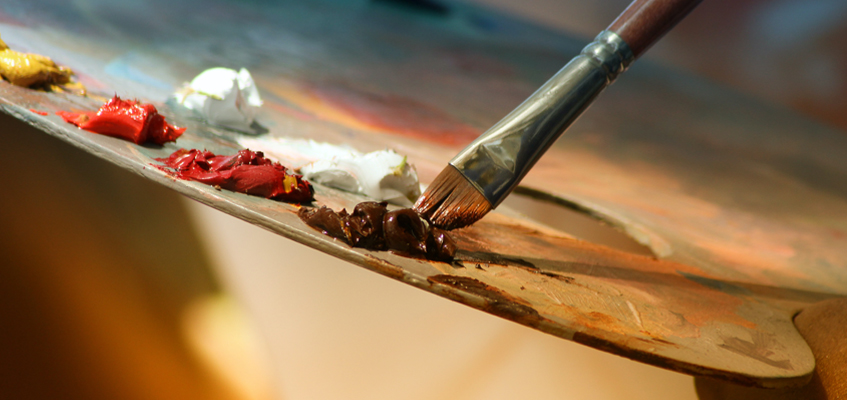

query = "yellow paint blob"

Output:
[[0, 35, 73, 88]]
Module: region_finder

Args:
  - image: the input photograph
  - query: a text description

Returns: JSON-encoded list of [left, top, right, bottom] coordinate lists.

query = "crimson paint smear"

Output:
[[158, 148, 314, 203], [58, 96, 185, 145], [299, 201, 456, 261], [29, 109, 48, 116]]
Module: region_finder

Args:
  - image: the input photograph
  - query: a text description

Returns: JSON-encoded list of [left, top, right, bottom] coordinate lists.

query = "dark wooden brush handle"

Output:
[[608, 0, 703, 59]]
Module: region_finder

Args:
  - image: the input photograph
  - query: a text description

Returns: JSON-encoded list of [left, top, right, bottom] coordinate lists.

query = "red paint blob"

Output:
[[29, 109, 48, 116], [57, 96, 185, 145], [157, 148, 314, 203]]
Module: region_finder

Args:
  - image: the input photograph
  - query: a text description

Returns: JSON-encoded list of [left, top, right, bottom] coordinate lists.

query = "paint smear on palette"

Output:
[[310, 83, 481, 146], [454, 219, 758, 332], [104, 52, 172, 90], [0, 11, 26, 26], [267, 81, 481, 146]]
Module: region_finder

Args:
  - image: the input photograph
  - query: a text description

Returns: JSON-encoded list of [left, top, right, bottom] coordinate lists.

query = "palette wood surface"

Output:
[[2, 0, 846, 388]]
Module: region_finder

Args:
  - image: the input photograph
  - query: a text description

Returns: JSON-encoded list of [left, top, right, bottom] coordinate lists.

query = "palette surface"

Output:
[[3, 0, 847, 388]]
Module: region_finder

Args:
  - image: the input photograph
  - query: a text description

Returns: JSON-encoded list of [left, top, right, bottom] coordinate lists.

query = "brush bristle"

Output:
[[414, 165, 491, 230]]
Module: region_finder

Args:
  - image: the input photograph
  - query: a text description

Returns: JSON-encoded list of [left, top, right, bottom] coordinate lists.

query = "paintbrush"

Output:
[[414, 0, 702, 230]]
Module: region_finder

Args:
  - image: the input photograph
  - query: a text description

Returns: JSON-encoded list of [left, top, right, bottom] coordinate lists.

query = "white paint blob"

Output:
[[239, 137, 421, 205], [173, 67, 263, 131]]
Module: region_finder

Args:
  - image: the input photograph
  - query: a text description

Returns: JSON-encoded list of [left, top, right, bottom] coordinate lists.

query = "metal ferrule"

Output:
[[449, 30, 634, 208]]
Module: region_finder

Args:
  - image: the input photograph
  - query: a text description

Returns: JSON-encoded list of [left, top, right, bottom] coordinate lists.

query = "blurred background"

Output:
[[1, 0, 845, 399]]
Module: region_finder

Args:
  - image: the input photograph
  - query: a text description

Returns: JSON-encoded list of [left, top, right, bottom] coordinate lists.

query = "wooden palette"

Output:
[[2, 0, 846, 388]]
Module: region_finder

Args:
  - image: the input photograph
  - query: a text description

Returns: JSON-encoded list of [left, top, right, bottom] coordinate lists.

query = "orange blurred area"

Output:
[[0, 112, 249, 400]]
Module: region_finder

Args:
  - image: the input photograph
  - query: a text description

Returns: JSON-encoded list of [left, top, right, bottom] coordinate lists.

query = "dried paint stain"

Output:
[[428, 275, 544, 323]]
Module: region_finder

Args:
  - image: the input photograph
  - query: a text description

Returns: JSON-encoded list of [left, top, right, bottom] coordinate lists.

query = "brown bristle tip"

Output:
[[414, 166, 492, 230]]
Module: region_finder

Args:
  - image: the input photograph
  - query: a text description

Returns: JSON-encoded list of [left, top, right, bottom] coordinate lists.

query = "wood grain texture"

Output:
[[695, 298, 847, 400], [608, 0, 703, 57]]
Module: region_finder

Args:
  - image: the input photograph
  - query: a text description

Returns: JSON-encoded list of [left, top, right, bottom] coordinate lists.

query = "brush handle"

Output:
[[448, 0, 702, 209], [609, 0, 703, 58]]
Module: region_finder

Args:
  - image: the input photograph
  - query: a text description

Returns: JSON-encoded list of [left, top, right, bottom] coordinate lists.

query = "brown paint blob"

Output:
[[58, 96, 185, 145], [383, 208, 428, 257], [299, 201, 456, 261], [157, 148, 314, 203]]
